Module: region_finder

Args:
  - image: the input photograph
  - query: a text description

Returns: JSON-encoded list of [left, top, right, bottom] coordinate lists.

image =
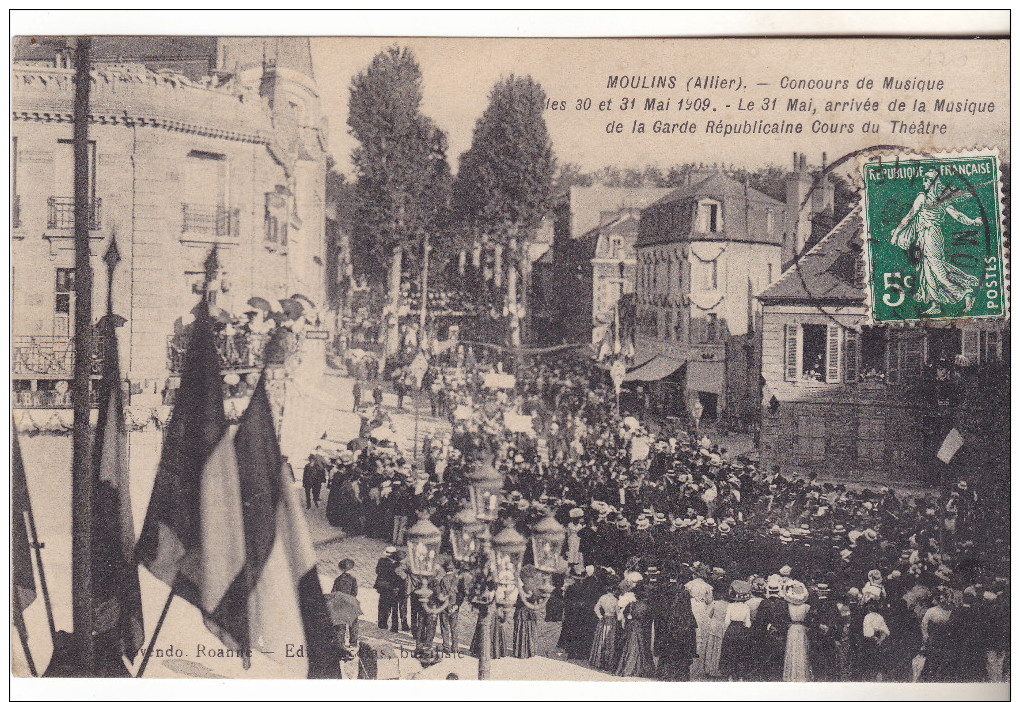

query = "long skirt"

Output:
[[470, 608, 510, 660], [783, 623, 812, 682], [720, 622, 753, 680], [704, 626, 726, 677], [513, 609, 539, 659], [690, 622, 712, 679], [589, 618, 618, 671], [615, 623, 655, 678]]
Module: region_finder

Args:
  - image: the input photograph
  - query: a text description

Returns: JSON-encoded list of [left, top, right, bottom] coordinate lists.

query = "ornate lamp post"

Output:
[[530, 512, 567, 595], [405, 515, 442, 599]]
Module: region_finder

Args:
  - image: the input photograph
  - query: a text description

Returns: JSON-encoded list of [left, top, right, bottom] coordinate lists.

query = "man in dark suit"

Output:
[[332, 558, 359, 646], [375, 547, 401, 632]]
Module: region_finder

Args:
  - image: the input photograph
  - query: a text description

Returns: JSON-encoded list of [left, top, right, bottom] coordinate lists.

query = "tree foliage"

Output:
[[347, 45, 451, 281], [453, 75, 556, 240]]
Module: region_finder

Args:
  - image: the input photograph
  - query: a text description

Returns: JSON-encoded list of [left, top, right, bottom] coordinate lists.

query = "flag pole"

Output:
[[135, 587, 175, 678], [70, 34, 97, 675], [24, 508, 57, 643], [14, 617, 38, 677]]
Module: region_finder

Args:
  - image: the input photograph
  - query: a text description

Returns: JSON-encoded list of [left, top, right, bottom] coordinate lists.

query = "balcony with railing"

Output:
[[47, 196, 102, 230], [11, 333, 107, 408], [167, 329, 296, 374], [181, 203, 240, 243]]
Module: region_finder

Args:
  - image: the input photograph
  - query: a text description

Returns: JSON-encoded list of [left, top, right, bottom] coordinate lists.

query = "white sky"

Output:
[[310, 36, 1009, 178]]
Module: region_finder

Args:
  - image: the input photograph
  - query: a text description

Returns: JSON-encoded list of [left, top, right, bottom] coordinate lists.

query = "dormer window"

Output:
[[610, 236, 624, 259], [695, 199, 722, 234]]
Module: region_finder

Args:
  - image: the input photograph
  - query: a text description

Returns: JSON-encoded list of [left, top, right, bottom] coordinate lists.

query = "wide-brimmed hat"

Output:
[[779, 530, 793, 543], [783, 580, 810, 605], [339, 558, 356, 571], [814, 583, 830, 599], [568, 507, 585, 519], [863, 528, 879, 542], [766, 574, 783, 595], [731, 580, 752, 601], [867, 569, 883, 585]]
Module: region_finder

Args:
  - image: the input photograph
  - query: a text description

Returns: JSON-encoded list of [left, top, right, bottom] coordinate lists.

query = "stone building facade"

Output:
[[758, 206, 1006, 482], [11, 38, 328, 410]]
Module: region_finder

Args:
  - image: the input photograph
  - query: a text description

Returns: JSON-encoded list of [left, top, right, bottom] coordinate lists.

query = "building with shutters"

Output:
[[11, 37, 328, 409], [630, 166, 826, 424], [757, 205, 1006, 482]]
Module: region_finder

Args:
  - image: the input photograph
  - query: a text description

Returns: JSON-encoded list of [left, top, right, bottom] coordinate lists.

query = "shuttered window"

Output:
[[784, 324, 799, 381], [844, 329, 860, 383], [825, 325, 842, 383]]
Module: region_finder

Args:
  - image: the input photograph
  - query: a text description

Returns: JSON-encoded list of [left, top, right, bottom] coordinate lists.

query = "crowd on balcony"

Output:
[[302, 351, 1008, 681]]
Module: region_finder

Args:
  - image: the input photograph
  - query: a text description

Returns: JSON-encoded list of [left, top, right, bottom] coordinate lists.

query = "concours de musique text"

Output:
[[548, 75, 995, 137]]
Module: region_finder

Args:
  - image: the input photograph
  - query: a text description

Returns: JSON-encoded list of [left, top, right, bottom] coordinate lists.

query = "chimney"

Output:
[[784, 153, 814, 268]]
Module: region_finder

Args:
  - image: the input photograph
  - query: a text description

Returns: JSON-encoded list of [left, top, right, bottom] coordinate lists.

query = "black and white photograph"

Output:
[[8, 10, 1011, 699]]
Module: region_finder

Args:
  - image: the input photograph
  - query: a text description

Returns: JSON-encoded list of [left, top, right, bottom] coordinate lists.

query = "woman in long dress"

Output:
[[589, 585, 619, 671], [720, 580, 754, 680], [656, 585, 698, 681], [615, 584, 655, 678], [890, 169, 983, 315], [512, 581, 543, 658], [782, 580, 812, 681], [703, 583, 730, 677], [469, 581, 516, 660]]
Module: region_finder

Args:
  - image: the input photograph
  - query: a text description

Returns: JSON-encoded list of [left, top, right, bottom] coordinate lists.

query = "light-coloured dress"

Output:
[[703, 598, 730, 677], [893, 193, 979, 307], [783, 603, 812, 681], [686, 579, 714, 679]]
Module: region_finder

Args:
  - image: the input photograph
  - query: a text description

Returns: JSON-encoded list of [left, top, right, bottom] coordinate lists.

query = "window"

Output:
[[797, 415, 825, 456], [857, 417, 886, 461], [695, 200, 722, 233], [54, 268, 75, 336], [766, 209, 774, 236], [961, 329, 1002, 364], [673, 309, 685, 342], [766, 263, 773, 285], [51, 140, 99, 230], [784, 323, 843, 383], [610, 237, 623, 259], [692, 258, 718, 291], [706, 313, 718, 342], [183, 151, 234, 238], [886, 331, 925, 384]]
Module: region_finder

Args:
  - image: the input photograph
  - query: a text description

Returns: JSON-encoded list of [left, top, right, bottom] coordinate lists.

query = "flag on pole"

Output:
[[91, 321, 145, 662], [12, 425, 38, 649], [937, 428, 965, 464], [136, 307, 341, 677]]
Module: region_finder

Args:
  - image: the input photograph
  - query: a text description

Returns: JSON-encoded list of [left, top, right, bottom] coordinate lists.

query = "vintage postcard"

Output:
[[9, 13, 1010, 699]]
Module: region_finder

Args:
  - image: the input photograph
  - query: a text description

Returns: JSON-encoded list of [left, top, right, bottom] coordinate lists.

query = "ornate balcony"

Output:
[[182, 204, 240, 240], [12, 333, 106, 378], [47, 196, 102, 230], [167, 329, 296, 374]]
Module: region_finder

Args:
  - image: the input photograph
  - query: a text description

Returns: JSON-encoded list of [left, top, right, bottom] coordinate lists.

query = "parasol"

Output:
[[278, 298, 305, 320]]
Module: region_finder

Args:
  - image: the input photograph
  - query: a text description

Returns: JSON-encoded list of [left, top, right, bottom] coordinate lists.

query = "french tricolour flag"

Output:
[[135, 304, 341, 678]]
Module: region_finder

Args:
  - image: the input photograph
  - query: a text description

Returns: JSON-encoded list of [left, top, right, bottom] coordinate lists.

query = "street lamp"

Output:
[[467, 459, 504, 525], [405, 515, 442, 598], [450, 506, 482, 565], [530, 512, 566, 595]]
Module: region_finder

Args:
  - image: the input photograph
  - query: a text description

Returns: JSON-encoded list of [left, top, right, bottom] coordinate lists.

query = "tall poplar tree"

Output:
[[453, 75, 556, 346]]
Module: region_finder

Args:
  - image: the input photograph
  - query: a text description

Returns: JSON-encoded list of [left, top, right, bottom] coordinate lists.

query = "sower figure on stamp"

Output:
[[890, 169, 982, 315]]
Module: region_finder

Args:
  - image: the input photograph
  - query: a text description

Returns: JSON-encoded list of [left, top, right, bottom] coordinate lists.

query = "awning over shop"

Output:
[[623, 355, 686, 382]]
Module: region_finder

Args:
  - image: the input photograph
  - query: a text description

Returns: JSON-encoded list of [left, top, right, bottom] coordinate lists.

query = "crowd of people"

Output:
[[306, 352, 1009, 682]]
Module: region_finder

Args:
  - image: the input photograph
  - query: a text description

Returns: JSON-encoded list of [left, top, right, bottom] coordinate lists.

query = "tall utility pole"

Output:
[[70, 35, 96, 675]]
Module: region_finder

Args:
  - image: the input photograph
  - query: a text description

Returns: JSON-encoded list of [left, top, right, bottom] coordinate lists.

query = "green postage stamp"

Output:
[[860, 149, 1007, 324]]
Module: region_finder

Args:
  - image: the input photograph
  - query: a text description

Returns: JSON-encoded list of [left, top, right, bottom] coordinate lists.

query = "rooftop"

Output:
[[758, 205, 867, 305]]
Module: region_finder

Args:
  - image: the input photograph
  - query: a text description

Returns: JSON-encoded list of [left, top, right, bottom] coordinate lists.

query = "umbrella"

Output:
[[247, 297, 274, 313], [279, 298, 305, 320], [324, 591, 362, 627], [290, 293, 316, 309], [347, 437, 372, 451]]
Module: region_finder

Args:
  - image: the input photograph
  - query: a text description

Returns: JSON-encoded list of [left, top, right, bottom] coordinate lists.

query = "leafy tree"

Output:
[[347, 45, 451, 283], [453, 75, 556, 345]]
